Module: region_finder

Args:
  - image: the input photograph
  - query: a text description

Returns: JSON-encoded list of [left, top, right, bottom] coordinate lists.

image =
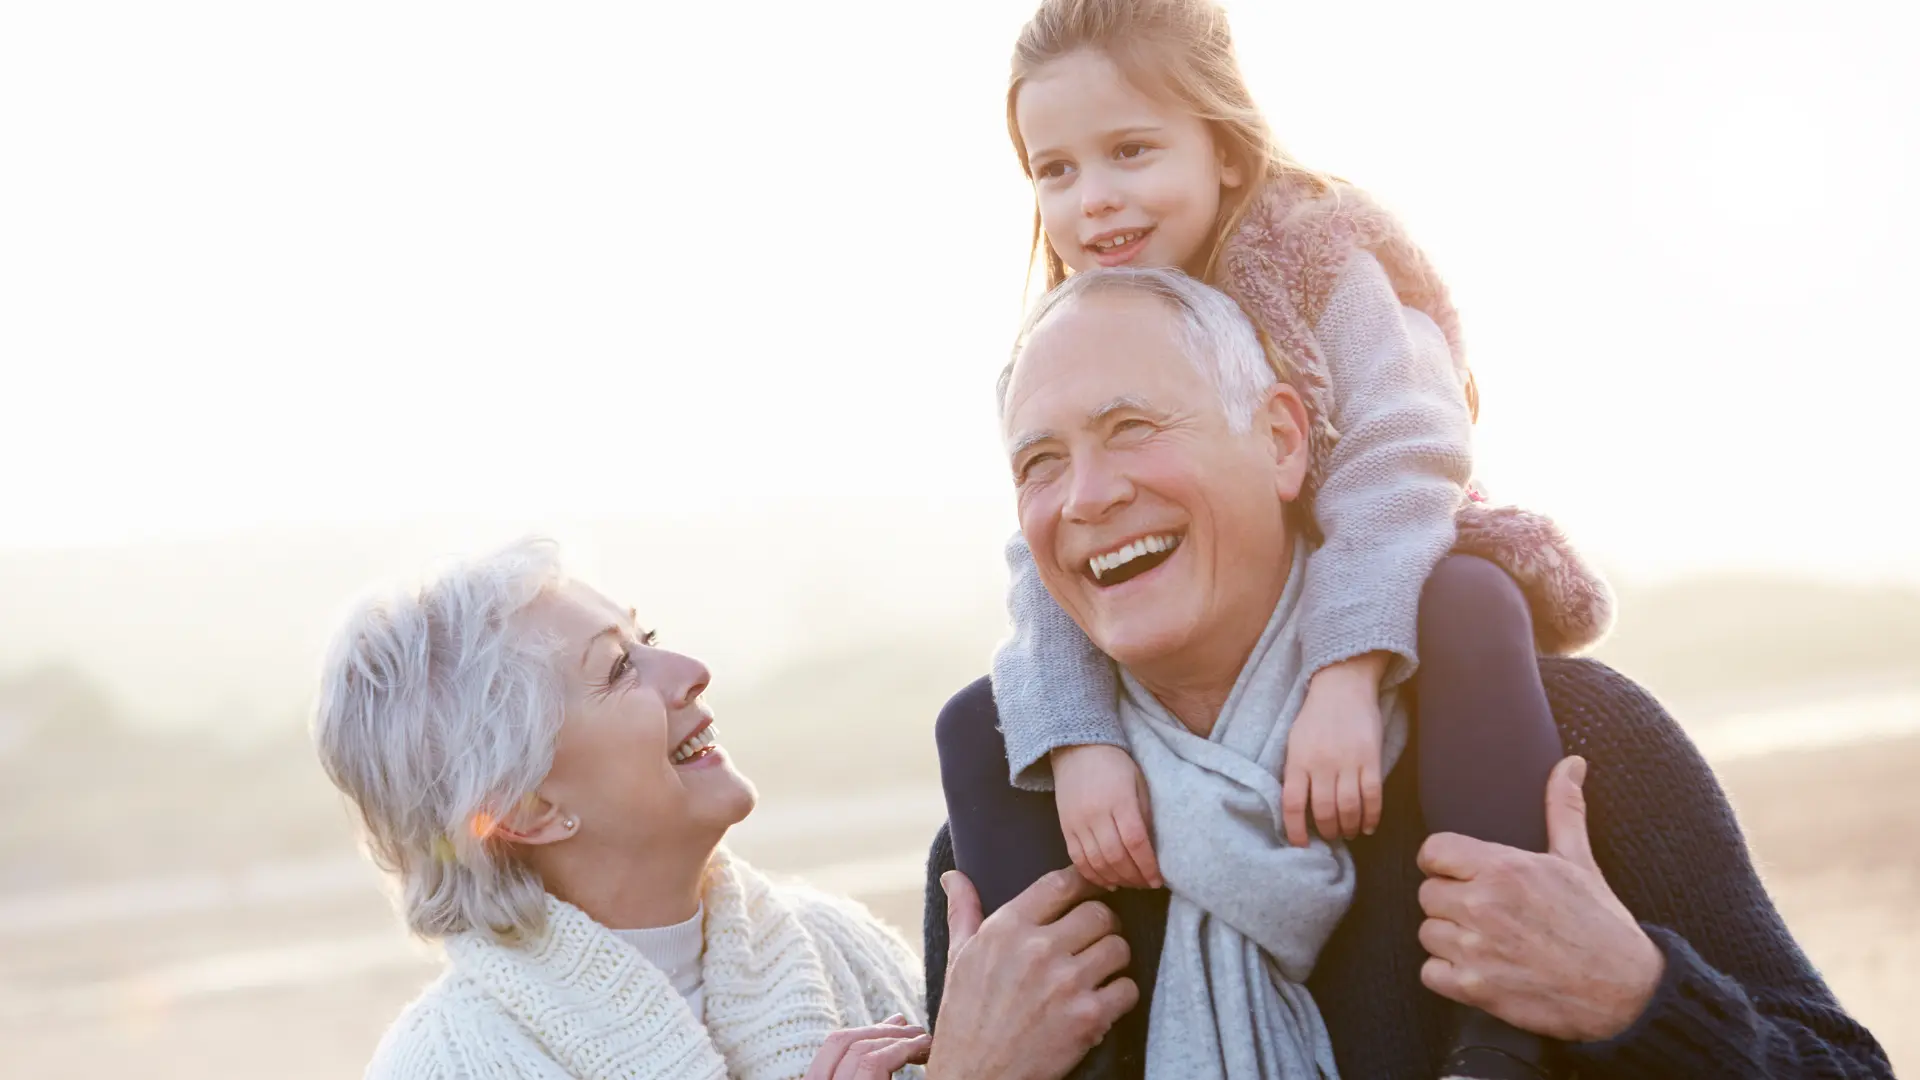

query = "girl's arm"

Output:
[[1299, 250, 1474, 686], [992, 531, 1121, 790]]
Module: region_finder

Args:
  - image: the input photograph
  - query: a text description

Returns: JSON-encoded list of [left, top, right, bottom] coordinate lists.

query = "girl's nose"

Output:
[[1080, 171, 1123, 217]]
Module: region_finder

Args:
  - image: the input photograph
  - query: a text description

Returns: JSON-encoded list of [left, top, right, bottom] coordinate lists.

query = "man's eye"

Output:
[[1018, 453, 1061, 482]]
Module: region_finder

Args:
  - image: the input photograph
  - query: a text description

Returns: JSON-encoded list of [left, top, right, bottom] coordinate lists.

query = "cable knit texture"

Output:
[[923, 659, 1895, 1079], [992, 179, 1614, 790], [368, 848, 925, 1080]]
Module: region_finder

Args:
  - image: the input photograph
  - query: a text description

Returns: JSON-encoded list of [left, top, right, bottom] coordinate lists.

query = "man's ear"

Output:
[[491, 793, 576, 847], [1259, 382, 1311, 502]]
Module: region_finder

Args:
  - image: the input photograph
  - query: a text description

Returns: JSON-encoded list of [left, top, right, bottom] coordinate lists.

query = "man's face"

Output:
[[1001, 289, 1308, 681]]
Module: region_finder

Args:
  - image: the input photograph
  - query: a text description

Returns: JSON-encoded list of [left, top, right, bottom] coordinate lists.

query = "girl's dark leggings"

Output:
[[935, 550, 1564, 944]]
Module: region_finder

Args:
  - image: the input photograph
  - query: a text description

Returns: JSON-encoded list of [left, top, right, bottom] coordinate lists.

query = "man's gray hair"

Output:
[[312, 537, 567, 941], [999, 267, 1278, 433]]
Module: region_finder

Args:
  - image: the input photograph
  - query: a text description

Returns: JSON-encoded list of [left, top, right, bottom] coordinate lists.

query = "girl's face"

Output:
[[1016, 48, 1242, 277]]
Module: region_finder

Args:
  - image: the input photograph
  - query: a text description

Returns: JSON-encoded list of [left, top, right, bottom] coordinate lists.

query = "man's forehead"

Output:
[[1005, 294, 1194, 429]]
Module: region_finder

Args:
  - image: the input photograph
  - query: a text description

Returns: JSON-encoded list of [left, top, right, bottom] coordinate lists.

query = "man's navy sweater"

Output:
[[920, 659, 1893, 1078]]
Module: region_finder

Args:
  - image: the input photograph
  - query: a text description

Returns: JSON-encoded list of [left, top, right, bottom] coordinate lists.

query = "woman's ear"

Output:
[[491, 793, 577, 847], [1259, 383, 1311, 501]]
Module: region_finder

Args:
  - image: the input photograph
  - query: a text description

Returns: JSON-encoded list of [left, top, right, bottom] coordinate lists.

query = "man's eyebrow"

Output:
[[1007, 428, 1054, 461], [1006, 396, 1161, 460], [1091, 395, 1160, 422]]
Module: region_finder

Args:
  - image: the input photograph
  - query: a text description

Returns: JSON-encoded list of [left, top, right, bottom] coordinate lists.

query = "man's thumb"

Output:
[[942, 871, 984, 961], [1546, 756, 1599, 870]]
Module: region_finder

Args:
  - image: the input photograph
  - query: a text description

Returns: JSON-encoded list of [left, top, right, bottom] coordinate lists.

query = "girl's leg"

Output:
[[1416, 554, 1562, 852], [934, 675, 1073, 915], [933, 676, 1163, 1079], [1416, 554, 1566, 1080]]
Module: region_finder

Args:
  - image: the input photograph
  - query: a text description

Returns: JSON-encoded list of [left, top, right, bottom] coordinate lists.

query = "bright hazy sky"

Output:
[[4, 1, 1916, 583]]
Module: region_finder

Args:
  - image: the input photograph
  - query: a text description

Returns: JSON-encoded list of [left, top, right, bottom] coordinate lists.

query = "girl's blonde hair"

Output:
[[1007, 0, 1481, 420], [1007, 0, 1332, 291]]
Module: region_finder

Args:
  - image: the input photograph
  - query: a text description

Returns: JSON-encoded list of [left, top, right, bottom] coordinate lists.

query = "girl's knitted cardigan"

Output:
[[1222, 174, 1613, 654], [365, 848, 926, 1080]]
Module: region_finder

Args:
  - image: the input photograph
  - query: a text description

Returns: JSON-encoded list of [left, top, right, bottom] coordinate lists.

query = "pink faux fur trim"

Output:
[[1220, 177, 1615, 654]]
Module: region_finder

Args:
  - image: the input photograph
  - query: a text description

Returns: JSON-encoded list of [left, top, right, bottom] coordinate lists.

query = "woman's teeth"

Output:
[[1089, 533, 1181, 580], [669, 724, 719, 764], [1092, 231, 1145, 251]]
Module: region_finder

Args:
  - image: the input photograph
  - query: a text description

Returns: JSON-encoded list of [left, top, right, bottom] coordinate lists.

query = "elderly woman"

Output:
[[313, 539, 935, 1080]]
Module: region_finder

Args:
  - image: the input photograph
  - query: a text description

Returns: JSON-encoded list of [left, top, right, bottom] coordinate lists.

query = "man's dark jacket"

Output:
[[920, 659, 1894, 1079]]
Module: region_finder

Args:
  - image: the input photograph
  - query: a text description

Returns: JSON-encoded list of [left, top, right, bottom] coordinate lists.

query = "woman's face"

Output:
[[1016, 48, 1242, 277], [525, 579, 755, 858]]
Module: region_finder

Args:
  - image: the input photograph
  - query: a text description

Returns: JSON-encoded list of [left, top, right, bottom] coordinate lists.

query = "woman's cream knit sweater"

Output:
[[367, 849, 926, 1080]]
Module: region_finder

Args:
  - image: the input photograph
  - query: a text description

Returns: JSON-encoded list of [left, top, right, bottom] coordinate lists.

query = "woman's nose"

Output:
[[665, 650, 711, 710]]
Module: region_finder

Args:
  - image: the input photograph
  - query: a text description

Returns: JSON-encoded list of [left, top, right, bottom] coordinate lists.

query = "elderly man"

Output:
[[922, 267, 1891, 1079]]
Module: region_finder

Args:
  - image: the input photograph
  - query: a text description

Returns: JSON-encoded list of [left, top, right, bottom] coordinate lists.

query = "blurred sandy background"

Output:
[[2, 0, 1916, 1075]]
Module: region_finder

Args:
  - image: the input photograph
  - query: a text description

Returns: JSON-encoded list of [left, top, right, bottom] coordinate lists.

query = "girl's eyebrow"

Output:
[[1027, 124, 1166, 166]]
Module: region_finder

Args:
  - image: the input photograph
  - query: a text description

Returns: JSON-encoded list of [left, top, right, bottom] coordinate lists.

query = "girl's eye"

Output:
[[638, 629, 659, 647], [605, 649, 631, 686], [1115, 142, 1151, 161], [1034, 160, 1073, 181]]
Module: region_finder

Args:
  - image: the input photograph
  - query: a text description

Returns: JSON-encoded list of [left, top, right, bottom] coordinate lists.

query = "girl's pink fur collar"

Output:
[[1221, 177, 1614, 654]]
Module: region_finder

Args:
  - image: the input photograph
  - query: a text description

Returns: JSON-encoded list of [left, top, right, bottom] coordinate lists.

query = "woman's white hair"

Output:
[[999, 266, 1278, 432], [312, 537, 567, 941]]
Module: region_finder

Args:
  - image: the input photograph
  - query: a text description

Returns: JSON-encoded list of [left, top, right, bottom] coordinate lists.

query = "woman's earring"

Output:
[[563, 817, 577, 831]]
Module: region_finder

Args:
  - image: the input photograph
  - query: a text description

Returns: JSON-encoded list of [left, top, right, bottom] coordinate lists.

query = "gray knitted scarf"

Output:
[[1117, 544, 1408, 1079]]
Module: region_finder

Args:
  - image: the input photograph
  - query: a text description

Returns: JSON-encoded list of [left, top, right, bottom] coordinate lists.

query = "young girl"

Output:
[[935, 1, 1614, 1078]]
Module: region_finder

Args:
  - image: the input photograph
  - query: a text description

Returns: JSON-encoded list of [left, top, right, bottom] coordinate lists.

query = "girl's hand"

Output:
[[1051, 744, 1163, 890], [1283, 654, 1389, 847], [804, 1015, 931, 1080]]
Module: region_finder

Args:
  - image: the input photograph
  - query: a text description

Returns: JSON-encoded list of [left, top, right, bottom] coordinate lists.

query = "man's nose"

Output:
[[1062, 454, 1131, 524]]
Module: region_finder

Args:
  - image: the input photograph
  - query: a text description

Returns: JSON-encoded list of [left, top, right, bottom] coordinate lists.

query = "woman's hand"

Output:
[[1051, 744, 1162, 890], [804, 1015, 932, 1079], [1284, 653, 1389, 846]]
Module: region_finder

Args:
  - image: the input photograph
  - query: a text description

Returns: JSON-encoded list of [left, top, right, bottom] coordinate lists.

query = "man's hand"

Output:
[[804, 1015, 931, 1080], [1052, 744, 1163, 890], [1283, 653, 1387, 846], [1416, 756, 1666, 1042], [927, 868, 1138, 1080]]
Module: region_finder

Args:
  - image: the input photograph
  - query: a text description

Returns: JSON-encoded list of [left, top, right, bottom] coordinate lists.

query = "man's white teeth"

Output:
[[670, 725, 718, 764], [1093, 232, 1142, 250], [1088, 533, 1180, 579]]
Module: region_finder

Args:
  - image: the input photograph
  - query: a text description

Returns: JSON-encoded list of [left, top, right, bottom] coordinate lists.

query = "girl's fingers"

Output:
[[1336, 768, 1363, 839], [1094, 820, 1137, 890], [1310, 766, 1341, 844], [1283, 760, 1312, 847], [1360, 764, 1384, 836], [1117, 805, 1162, 889], [1064, 831, 1101, 889]]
